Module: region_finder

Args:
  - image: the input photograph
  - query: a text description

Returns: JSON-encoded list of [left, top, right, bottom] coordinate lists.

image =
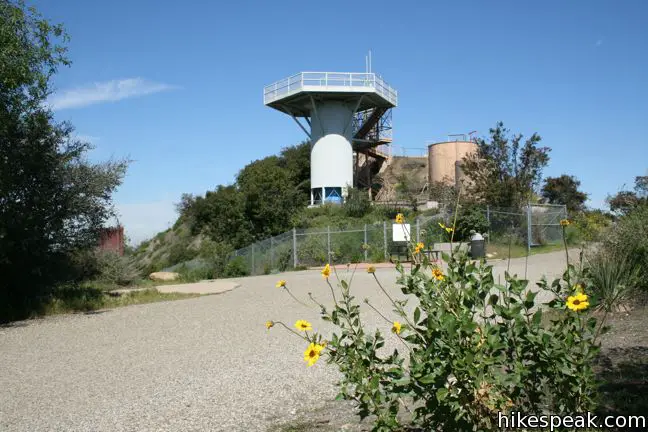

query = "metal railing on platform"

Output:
[[263, 72, 398, 105]]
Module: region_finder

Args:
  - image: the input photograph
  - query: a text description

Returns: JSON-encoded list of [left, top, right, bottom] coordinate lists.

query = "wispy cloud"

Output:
[[74, 134, 100, 143], [595, 39, 603, 47], [49, 78, 176, 110]]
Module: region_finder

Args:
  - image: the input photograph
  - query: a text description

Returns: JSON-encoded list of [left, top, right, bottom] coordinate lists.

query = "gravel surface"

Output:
[[0, 251, 573, 431], [156, 280, 240, 295]]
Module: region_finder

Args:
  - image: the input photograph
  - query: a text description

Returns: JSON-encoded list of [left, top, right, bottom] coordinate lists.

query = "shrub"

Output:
[[268, 227, 605, 431], [276, 247, 293, 272], [223, 257, 249, 277], [421, 217, 445, 246], [599, 204, 648, 294], [454, 204, 489, 241], [94, 251, 141, 287], [198, 239, 233, 278], [167, 238, 199, 266], [370, 247, 386, 263], [177, 265, 213, 282], [584, 252, 641, 311], [297, 233, 328, 266], [573, 210, 613, 242], [331, 231, 365, 264], [344, 188, 372, 218]]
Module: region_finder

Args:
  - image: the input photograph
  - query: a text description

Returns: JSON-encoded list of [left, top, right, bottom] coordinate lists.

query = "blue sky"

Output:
[[37, 0, 648, 244]]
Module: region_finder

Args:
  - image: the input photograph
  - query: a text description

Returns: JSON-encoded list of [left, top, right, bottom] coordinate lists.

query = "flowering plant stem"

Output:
[[274, 321, 309, 341], [282, 287, 311, 308]]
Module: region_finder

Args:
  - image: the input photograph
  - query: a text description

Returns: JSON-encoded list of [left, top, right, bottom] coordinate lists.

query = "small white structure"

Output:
[[392, 224, 411, 242], [264, 72, 397, 205]]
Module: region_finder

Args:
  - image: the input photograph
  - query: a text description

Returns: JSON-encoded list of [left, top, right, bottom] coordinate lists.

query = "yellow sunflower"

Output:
[[566, 292, 589, 312], [265, 320, 274, 330], [321, 263, 331, 279], [414, 242, 425, 254], [391, 321, 402, 335], [395, 213, 405, 224], [295, 319, 313, 331], [275, 280, 286, 288], [432, 268, 445, 281], [560, 219, 571, 227], [303, 342, 324, 367], [439, 222, 453, 233], [366, 266, 376, 274]]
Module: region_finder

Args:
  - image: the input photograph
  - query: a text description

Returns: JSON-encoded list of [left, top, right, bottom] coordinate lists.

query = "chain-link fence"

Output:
[[226, 203, 567, 276], [480, 204, 568, 247]]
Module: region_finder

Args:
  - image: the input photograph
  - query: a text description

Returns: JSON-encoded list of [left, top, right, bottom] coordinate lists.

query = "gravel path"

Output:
[[0, 250, 573, 431]]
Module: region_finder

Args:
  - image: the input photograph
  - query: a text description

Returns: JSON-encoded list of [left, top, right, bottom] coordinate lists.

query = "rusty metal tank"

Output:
[[428, 140, 478, 187]]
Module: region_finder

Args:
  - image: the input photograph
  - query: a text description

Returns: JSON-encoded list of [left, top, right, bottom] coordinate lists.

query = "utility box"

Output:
[[470, 232, 485, 259]]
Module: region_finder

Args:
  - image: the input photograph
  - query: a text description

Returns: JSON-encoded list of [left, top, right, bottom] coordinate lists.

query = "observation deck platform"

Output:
[[264, 72, 398, 117]]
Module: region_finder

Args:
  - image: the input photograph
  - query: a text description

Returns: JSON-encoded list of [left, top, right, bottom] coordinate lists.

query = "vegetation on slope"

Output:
[[0, 0, 128, 321]]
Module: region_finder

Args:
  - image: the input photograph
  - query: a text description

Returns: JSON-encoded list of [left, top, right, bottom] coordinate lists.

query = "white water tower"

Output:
[[264, 71, 397, 205]]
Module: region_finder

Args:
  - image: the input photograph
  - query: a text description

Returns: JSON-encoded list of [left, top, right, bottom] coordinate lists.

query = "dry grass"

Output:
[[40, 286, 200, 317]]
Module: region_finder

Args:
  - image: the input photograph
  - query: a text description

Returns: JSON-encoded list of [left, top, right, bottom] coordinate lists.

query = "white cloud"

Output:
[[114, 200, 178, 245], [49, 78, 176, 110]]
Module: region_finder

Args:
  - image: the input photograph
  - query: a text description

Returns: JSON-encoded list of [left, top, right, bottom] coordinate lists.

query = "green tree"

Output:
[[0, 0, 127, 319], [607, 176, 648, 215], [180, 145, 309, 250], [237, 156, 300, 239], [191, 185, 252, 248], [462, 122, 550, 208], [541, 175, 588, 213], [278, 141, 311, 202]]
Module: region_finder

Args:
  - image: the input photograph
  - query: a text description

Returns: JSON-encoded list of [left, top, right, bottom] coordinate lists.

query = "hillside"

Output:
[[375, 156, 428, 202], [133, 222, 205, 275], [133, 146, 436, 276]]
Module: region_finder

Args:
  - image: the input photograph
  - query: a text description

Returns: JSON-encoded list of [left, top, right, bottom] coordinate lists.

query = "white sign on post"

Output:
[[392, 224, 411, 242]]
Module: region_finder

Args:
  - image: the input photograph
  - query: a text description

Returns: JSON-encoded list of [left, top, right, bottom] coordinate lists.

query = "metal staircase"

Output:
[[352, 107, 393, 158]]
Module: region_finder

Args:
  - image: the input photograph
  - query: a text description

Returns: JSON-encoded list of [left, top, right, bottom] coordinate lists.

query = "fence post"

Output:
[[486, 205, 491, 244], [383, 221, 388, 260], [292, 228, 297, 268], [364, 224, 368, 262], [526, 203, 532, 252], [326, 226, 331, 264], [251, 243, 255, 275]]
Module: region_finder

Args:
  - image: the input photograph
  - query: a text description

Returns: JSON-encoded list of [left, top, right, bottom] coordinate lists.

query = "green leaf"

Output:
[[418, 374, 436, 385], [524, 290, 538, 309], [393, 377, 410, 386], [436, 387, 448, 401], [414, 307, 421, 324], [532, 310, 543, 326]]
